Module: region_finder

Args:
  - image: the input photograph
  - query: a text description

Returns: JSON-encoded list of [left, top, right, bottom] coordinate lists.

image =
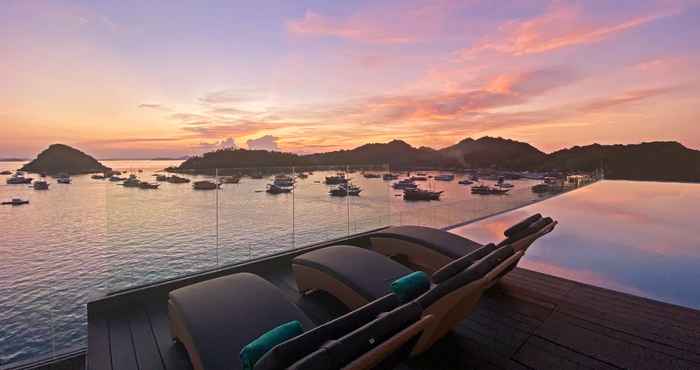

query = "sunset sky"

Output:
[[2, 0, 699, 158]]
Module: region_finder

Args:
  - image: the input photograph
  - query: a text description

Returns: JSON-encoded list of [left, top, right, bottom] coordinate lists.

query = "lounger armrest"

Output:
[[483, 251, 524, 283], [341, 314, 435, 370]]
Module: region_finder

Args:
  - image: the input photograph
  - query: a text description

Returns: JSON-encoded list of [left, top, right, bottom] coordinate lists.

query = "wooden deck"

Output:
[[84, 257, 700, 370]]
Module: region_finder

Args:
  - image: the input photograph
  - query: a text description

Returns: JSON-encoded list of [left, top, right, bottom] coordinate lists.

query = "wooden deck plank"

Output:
[[514, 336, 619, 370], [107, 313, 138, 370], [144, 300, 192, 370], [86, 314, 111, 370], [128, 308, 165, 370]]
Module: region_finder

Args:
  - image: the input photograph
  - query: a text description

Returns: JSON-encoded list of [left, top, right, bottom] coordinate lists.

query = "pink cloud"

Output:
[[459, 4, 680, 57], [287, 10, 417, 44]]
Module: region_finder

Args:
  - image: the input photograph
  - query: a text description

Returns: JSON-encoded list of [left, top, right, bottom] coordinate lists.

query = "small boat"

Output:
[[193, 181, 219, 190], [324, 175, 347, 185], [273, 175, 294, 187], [91, 175, 105, 180], [531, 183, 551, 193], [362, 173, 381, 179], [416, 172, 427, 176], [266, 184, 292, 194], [434, 174, 455, 181], [2, 198, 29, 206], [495, 177, 514, 188], [33, 180, 49, 190], [57, 176, 71, 184], [6, 174, 32, 184], [109, 176, 126, 182], [403, 188, 442, 201], [221, 176, 241, 184], [0, 170, 12, 175], [458, 179, 473, 185], [155, 175, 168, 182], [297, 173, 309, 179], [166, 175, 190, 184], [382, 173, 399, 181], [471, 185, 509, 195], [122, 175, 141, 188], [138, 182, 160, 189], [329, 183, 362, 196], [392, 179, 418, 190], [410, 176, 428, 181]]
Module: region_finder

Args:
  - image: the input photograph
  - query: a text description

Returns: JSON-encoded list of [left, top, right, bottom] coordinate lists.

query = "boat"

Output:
[[471, 185, 509, 195], [329, 183, 362, 196], [458, 179, 473, 185], [0, 170, 12, 175], [109, 176, 126, 182], [392, 179, 418, 190], [496, 177, 515, 188], [2, 198, 29, 206], [416, 172, 427, 176], [57, 176, 71, 184], [166, 175, 190, 184], [266, 183, 292, 194], [410, 176, 428, 181], [403, 188, 443, 201], [138, 182, 160, 189], [362, 173, 381, 179], [193, 181, 219, 190], [6, 174, 32, 184], [297, 173, 309, 179], [324, 175, 347, 185], [273, 175, 294, 187], [91, 175, 105, 180], [382, 173, 399, 181], [221, 176, 241, 184], [121, 175, 141, 188], [531, 183, 551, 193], [434, 174, 455, 181], [33, 180, 49, 190], [155, 175, 168, 182]]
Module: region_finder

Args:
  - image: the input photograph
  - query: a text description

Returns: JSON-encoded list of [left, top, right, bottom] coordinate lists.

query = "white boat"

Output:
[[57, 175, 71, 184]]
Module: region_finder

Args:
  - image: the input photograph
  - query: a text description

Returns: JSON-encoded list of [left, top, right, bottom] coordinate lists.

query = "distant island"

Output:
[[20, 144, 111, 175], [175, 136, 700, 182], [0, 158, 28, 162]]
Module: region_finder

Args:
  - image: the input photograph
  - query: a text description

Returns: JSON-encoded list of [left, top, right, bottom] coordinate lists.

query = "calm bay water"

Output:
[[451, 180, 700, 309], [0, 160, 545, 364]]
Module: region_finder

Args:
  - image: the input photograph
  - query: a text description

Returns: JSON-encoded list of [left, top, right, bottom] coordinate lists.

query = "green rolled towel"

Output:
[[240, 320, 304, 370], [391, 271, 430, 303]]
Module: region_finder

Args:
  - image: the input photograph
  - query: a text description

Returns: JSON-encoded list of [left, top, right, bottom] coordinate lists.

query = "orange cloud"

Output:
[[460, 4, 680, 57]]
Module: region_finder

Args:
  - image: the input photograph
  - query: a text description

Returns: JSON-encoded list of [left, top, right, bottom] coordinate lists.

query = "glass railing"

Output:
[[0, 165, 598, 367]]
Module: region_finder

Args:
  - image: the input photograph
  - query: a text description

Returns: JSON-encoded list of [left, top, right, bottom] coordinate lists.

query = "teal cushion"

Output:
[[240, 320, 304, 370], [391, 271, 430, 303]]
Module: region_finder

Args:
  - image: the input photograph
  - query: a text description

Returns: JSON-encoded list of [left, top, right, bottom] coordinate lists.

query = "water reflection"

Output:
[[450, 180, 700, 309]]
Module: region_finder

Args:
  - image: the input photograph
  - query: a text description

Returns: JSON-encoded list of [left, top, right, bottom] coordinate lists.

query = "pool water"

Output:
[[451, 180, 700, 309]]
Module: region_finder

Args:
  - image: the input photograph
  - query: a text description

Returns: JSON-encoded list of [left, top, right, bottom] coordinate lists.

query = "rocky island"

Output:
[[20, 144, 111, 175]]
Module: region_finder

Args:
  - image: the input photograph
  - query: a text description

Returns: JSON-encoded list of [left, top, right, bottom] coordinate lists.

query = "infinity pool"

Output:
[[450, 180, 700, 309]]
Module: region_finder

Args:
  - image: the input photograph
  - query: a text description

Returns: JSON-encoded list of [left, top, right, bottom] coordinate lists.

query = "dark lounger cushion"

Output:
[[500, 216, 553, 246], [370, 225, 483, 259], [417, 245, 515, 308], [391, 271, 430, 303], [240, 321, 304, 370], [503, 214, 542, 237], [431, 243, 498, 284], [168, 273, 314, 370], [293, 245, 413, 301], [289, 302, 423, 369], [254, 294, 400, 370]]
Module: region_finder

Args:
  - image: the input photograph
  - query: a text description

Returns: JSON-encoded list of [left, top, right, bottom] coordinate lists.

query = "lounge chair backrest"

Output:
[[288, 302, 424, 370], [499, 217, 553, 246], [254, 294, 400, 370], [431, 243, 498, 284]]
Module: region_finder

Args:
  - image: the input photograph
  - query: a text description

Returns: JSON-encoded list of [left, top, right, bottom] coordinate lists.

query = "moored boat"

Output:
[[0, 170, 12, 175], [434, 174, 455, 181], [122, 175, 141, 187], [33, 180, 49, 190], [324, 175, 347, 185], [266, 183, 292, 194], [471, 184, 509, 195], [2, 198, 29, 206], [382, 173, 399, 181], [57, 177, 71, 184], [458, 179, 473, 185], [273, 175, 294, 187], [166, 175, 190, 184], [221, 176, 241, 184], [329, 183, 362, 196], [193, 180, 219, 190], [410, 176, 428, 181], [91, 174, 105, 180], [155, 175, 168, 182], [362, 172, 381, 179], [109, 176, 126, 182], [138, 182, 160, 189], [392, 179, 417, 190], [6, 174, 32, 184], [403, 188, 442, 201], [496, 177, 514, 188]]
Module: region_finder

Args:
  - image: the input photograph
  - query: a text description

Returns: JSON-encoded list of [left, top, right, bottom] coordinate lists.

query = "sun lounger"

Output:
[[293, 244, 523, 354], [168, 272, 433, 370], [367, 214, 556, 273]]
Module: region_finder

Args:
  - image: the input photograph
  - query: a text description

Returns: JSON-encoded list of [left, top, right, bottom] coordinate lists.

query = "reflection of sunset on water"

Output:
[[450, 180, 700, 309]]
